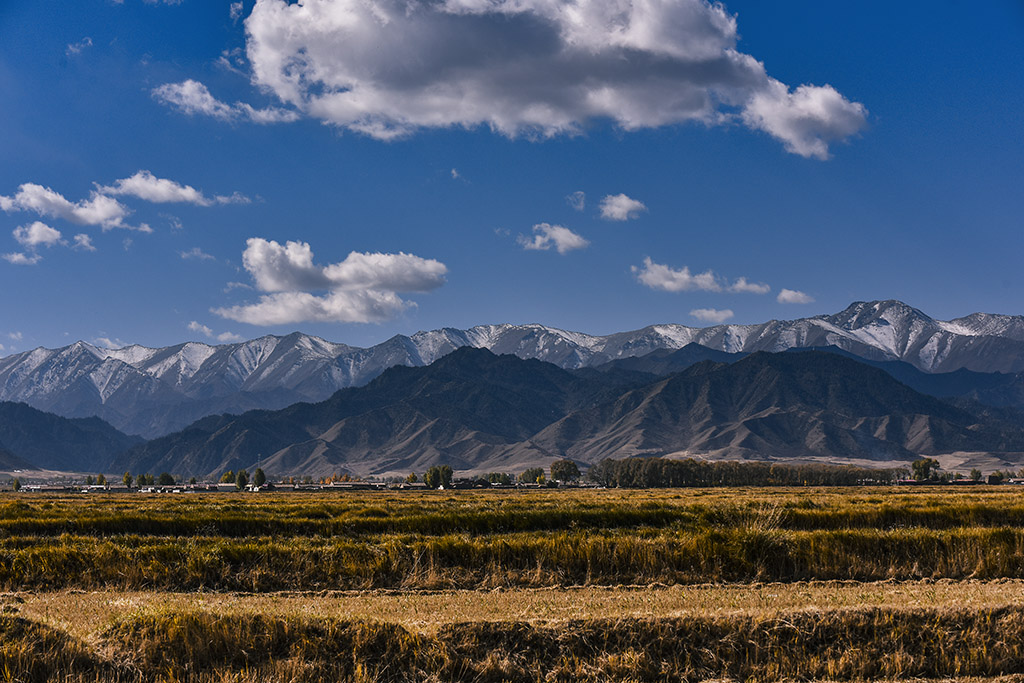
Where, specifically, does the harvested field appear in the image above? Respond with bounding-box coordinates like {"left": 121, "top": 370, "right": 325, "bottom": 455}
{"left": 4, "top": 488, "right": 1024, "bottom": 590}
{"left": 4, "top": 487, "right": 1024, "bottom": 680}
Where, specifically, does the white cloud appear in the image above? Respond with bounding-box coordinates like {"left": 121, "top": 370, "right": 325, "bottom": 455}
{"left": 66, "top": 37, "right": 93, "bottom": 56}
{"left": 518, "top": 223, "right": 589, "bottom": 254}
{"left": 690, "top": 308, "right": 734, "bottom": 323}
{"left": 0, "top": 183, "right": 139, "bottom": 231}
{"left": 189, "top": 320, "right": 244, "bottom": 344}
{"left": 72, "top": 234, "right": 96, "bottom": 251}
{"left": 188, "top": 321, "right": 215, "bottom": 337}
{"left": 742, "top": 80, "right": 868, "bottom": 160}
{"left": 222, "top": 0, "right": 866, "bottom": 157}
{"left": 13, "top": 222, "right": 63, "bottom": 248}
{"left": 93, "top": 337, "right": 128, "bottom": 349}
{"left": 599, "top": 194, "right": 647, "bottom": 221}
{"left": 230, "top": 2, "right": 244, "bottom": 21}
{"left": 100, "top": 170, "right": 213, "bottom": 205}
{"left": 632, "top": 257, "right": 767, "bottom": 295}
{"left": 214, "top": 192, "right": 252, "bottom": 205}
{"left": 152, "top": 79, "right": 299, "bottom": 124}
{"left": 777, "top": 288, "right": 815, "bottom": 304}
{"left": 566, "top": 191, "right": 585, "bottom": 212}
{"left": 727, "top": 277, "right": 770, "bottom": 294}
{"left": 8, "top": 332, "right": 22, "bottom": 341}
{"left": 2, "top": 252, "right": 41, "bottom": 266}
{"left": 450, "top": 168, "right": 460, "bottom": 180}
{"left": 180, "top": 247, "right": 216, "bottom": 261}
{"left": 213, "top": 238, "right": 448, "bottom": 325}
{"left": 217, "top": 48, "right": 248, "bottom": 76}
{"left": 633, "top": 257, "right": 720, "bottom": 292}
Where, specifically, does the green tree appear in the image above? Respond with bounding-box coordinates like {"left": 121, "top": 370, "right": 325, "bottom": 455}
{"left": 236, "top": 469, "right": 249, "bottom": 490}
{"left": 220, "top": 470, "right": 236, "bottom": 484}
{"left": 487, "top": 472, "right": 512, "bottom": 485}
{"left": 85, "top": 475, "right": 94, "bottom": 486}
{"left": 12, "top": 478, "right": 20, "bottom": 492}
{"left": 519, "top": 467, "right": 545, "bottom": 484}
{"left": 550, "top": 459, "right": 580, "bottom": 482}
{"left": 406, "top": 472, "right": 418, "bottom": 484}
{"left": 253, "top": 468, "right": 266, "bottom": 487}
{"left": 123, "top": 471, "right": 133, "bottom": 488}
{"left": 970, "top": 468, "right": 983, "bottom": 481}
{"left": 911, "top": 458, "right": 939, "bottom": 481}
{"left": 96, "top": 474, "right": 107, "bottom": 486}
{"left": 158, "top": 472, "right": 175, "bottom": 486}
{"left": 423, "top": 465, "right": 453, "bottom": 489}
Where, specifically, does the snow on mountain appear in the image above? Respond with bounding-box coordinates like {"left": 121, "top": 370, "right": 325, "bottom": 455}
{"left": 2, "top": 300, "right": 1024, "bottom": 438}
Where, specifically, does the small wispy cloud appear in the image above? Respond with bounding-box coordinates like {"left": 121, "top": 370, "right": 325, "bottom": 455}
{"left": 727, "top": 277, "right": 770, "bottom": 295}
{"left": 93, "top": 336, "right": 128, "bottom": 349}
{"left": 66, "top": 37, "right": 93, "bottom": 56}
{"left": 153, "top": 79, "right": 299, "bottom": 124}
{"left": 599, "top": 194, "right": 647, "bottom": 221}
{"left": 690, "top": 308, "right": 734, "bottom": 324}
{"left": 517, "top": 223, "right": 589, "bottom": 254}
{"left": 180, "top": 247, "right": 216, "bottom": 261}
{"left": 72, "top": 234, "right": 96, "bottom": 252}
{"left": 777, "top": 288, "right": 815, "bottom": 304}
{"left": 566, "top": 191, "right": 585, "bottom": 212}
{"left": 633, "top": 257, "right": 770, "bottom": 296}
{"left": 189, "top": 320, "right": 244, "bottom": 344}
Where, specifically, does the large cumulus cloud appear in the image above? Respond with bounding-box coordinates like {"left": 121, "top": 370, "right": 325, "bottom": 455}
{"left": 213, "top": 237, "right": 448, "bottom": 324}
{"left": 187, "top": 0, "right": 870, "bottom": 157}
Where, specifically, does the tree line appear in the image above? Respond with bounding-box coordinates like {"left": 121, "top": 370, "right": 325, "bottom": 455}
{"left": 586, "top": 457, "right": 906, "bottom": 488}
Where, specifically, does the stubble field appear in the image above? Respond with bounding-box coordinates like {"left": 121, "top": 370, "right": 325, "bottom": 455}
{"left": 3, "top": 487, "right": 1024, "bottom": 681}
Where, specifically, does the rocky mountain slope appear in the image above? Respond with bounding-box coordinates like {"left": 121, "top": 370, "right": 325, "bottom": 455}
{"left": 0, "top": 402, "right": 141, "bottom": 472}
{"left": 5, "top": 300, "right": 1024, "bottom": 438}
{"left": 113, "top": 349, "right": 1024, "bottom": 480}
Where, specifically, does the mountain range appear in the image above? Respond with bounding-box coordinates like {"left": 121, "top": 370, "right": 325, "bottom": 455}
{"left": 5, "top": 300, "right": 1024, "bottom": 439}
{"left": 112, "top": 347, "right": 1024, "bottom": 480}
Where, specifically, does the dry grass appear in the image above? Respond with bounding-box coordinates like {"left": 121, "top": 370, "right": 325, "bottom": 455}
{"left": 5, "top": 489, "right": 1024, "bottom": 680}
{"left": 9, "top": 580, "right": 1024, "bottom": 641}
{"left": 6, "top": 488, "right": 1024, "bottom": 590}
{"left": 8, "top": 597, "right": 1024, "bottom": 681}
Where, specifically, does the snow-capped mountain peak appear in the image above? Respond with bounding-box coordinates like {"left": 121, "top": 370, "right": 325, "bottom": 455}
{"left": 2, "top": 301, "right": 1024, "bottom": 438}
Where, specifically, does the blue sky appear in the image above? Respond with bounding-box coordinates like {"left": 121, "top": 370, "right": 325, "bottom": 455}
{"left": 0, "top": 0, "right": 1022, "bottom": 352}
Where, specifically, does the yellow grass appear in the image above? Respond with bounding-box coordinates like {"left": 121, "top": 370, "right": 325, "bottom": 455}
{"left": 8, "top": 579, "right": 1024, "bottom": 642}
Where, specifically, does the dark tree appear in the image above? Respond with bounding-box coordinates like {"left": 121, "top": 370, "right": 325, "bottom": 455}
{"left": 912, "top": 458, "right": 940, "bottom": 481}
{"left": 518, "top": 467, "right": 545, "bottom": 484}
{"left": 236, "top": 469, "right": 249, "bottom": 490}
{"left": 158, "top": 472, "right": 175, "bottom": 486}
{"left": 423, "top": 465, "right": 453, "bottom": 489}
{"left": 550, "top": 459, "right": 581, "bottom": 482}
{"left": 253, "top": 468, "right": 267, "bottom": 487}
